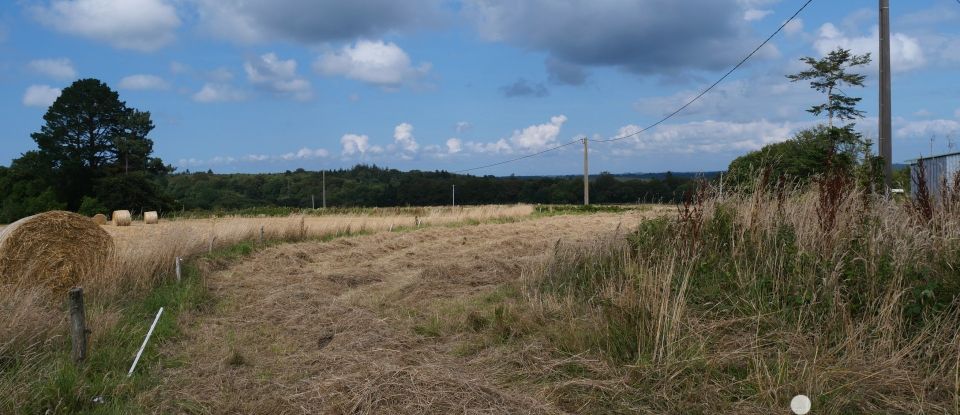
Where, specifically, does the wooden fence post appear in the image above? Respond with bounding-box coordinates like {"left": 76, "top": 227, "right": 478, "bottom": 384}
{"left": 69, "top": 287, "right": 88, "bottom": 363}
{"left": 175, "top": 257, "right": 181, "bottom": 282}
{"left": 260, "top": 225, "right": 265, "bottom": 244}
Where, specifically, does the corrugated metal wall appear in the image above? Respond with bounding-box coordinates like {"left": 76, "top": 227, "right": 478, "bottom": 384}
{"left": 911, "top": 153, "right": 960, "bottom": 200}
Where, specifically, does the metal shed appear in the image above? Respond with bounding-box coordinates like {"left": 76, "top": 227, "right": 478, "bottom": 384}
{"left": 910, "top": 152, "right": 960, "bottom": 200}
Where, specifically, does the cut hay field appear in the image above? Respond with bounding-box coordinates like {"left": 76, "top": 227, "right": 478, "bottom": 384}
{"left": 1, "top": 204, "right": 658, "bottom": 413}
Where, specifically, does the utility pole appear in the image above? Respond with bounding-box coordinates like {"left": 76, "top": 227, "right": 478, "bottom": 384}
{"left": 312, "top": 194, "right": 315, "bottom": 209}
{"left": 321, "top": 170, "right": 327, "bottom": 208}
{"left": 879, "top": 0, "right": 893, "bottom": 190}
{"left": 582, "top": 137, "right": 589, "bottom": 206}
{"left": 452, "top": 184, "right": 456, "bottom": 207}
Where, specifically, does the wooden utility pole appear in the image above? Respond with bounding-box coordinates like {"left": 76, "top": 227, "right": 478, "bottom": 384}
{"left": 69, "top": 287, "right": 88, "bottom": 363}
{"left": 312, "top": 194, "right": 315, "bottom": 210}
{"left": 583, "top": 137, "right": 589, "bottom": 205}
{"left": 322, "top": 171, "right": 327, "bottom": 208}
{"left": 879, "top": 0, "right": 893, "bottom": 190}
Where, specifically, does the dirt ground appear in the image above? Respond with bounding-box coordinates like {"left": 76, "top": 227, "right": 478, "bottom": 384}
{"left": 143, "top": 211, "right": 653, "bottom": 414}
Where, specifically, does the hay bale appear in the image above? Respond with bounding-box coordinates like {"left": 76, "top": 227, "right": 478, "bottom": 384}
{"left": 92, "top": 213, "right": 107, "bottom": 225}
{"left": 144, "top": 211, "right": 159, "bottom": 225}
{"left": 112, "top": 210, "right": 132, "bottom": 226}
{"left": 0, "top": 210, "right": 114, "bottom": 291}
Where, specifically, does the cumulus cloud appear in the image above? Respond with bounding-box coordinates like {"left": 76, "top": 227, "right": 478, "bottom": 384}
{"left": 22, "top": 85, "right": 61, "bottom": 107}
{"left": 192, "top": 83, "right": 246, "bottom": 103}
{"left": 463, "top": 115, "right": 569, "bottom": 154}
{"left": 500, "top": 78, "right": 549, "bottom": 98}
{"left": 314, "top": 40, "right": 430, "bottom": 88}
{"left": 341, "top": 133, "right": 371, "bottom": 156}
{"left": 814, "top": 23, "right": 925, "bottom": 72}
{"left": 27, "top": 58, "right": 76, "bottom": 80}
{"left": 32, "top": 0, "right": 181, "bottom": 51}
{"left": 455, "top": 121, "right": 472, "bottom": 134}
{"left": 393, "top": 123, "right": 419, "bottom": 155}
{"left": 244, "top": 53, "right": 312, "bottom": 100}
{"left": 509, "top": 115, "right": 567, "bottom": 151}
{"left": 119, "top": 74, "right": 169, "bottom": 90}
{"left": 463, "top": 0, "right": 769, "bottom": 76}
{"left": 446, "top": 138, "right": 463, "bottom": 154}
{"left": 192, "top": 0, "right": 443, "bottom": 44}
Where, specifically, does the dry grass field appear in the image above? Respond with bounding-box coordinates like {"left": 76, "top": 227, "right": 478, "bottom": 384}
{"left": 136, "top": 211, "right": 653, "bottom": 413}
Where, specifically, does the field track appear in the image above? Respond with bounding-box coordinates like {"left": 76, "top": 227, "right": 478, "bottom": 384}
{"left": 144, "top": 211, "right": 651, "bottom": 413}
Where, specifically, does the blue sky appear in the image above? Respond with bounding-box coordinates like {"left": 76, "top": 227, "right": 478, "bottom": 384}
{"left": 1, "top": 0, "right": 959, "bottom": 175}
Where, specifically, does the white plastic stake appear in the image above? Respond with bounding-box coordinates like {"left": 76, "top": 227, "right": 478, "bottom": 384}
{"left": 175, "top": 257, "right": 181, "bottom": 282}
{"left": 128, "top": 307, "right": 164, "bottom": 377}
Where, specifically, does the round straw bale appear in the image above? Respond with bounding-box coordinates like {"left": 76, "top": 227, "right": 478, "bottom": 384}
{"left": 0, "top": 210, "right": 114, "bottom": 291}
{"left": 144, "top": 211, "right": 159, "bottom": 225}
{"left": 92, "top": 213, "right": 107, "bottom": 225}
{"left": 112, "top": 210, "right": 132, "bottom": 226}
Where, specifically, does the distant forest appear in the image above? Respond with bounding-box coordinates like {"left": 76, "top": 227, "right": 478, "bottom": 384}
{"left": 164, "top": 165, "right": 700, "bottom": 211}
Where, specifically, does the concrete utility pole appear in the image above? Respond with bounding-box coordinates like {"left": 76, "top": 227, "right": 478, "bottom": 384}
{"left": 582, "top": 137, "right": 590, "bottom": 206}
{"left": 452, "top": 185, "right": 456, "bottom": 207}
{"left": 879, "top": 0, "right": 893, "bottom": 190}
{"left": 321, "top": 170, "right": 327, "bottom": 208}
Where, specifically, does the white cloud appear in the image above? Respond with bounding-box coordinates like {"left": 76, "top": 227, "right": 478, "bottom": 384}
{"left": 32, "top": 0, "right": 181, "bottom": 51}
{"left": 314, "top": 40, "right": 430, "bottom": 87}
{"left": 895, "top": 119, "right": 960, "bottom": 140}
{"left": 610, "top": 119, "right": 813, "bottom": 155}
{"left": 743, "top": 9, "right": 772, "bottom": 22}
{"left": 244, "top": 53, "right": 312, "bottom": 100}
{"left": 508, "top": 115, "right": 567, "bottom": 151}
{"left": 783, "top": 18, "right": 803, "bottom": 35}
{"left": 119, "top": 74, "right": 169, "bottom": 90}
{"left": 446, "top": 138, "right": 462, "bottom": 154}
{"left": 22, "top": 85, "right": 62, "bottom": 107}
{"left": 281, "top": 148, "right": 330, "bottom": 160}
{"left": 814, "top": 23, "right": 925, "bottom": 72}
{"left": 341, "top": 133, "right": 371, "bottom": 156}
{"left": 462, "top": 115, "right": 569, "bottom": 154}
{"left": 466, "top": 139, "right": 512, "bottom": 154}
{"left": 27, "top": 58, "right": 77, "bottom": 80}
{"left": 192, "top": 83, "right": 246, "bottom": 103}
{"left": 393, "top": 123, "right": 419, "bottom": 155}
{"left": 455, "top": 121, "right": 472, "bottom": 133}
{"left": 176, "top": 147, "right": 331, "bottom": 168}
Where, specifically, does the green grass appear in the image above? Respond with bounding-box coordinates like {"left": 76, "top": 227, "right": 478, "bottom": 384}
{"left": 4, "top": 260, "right": 211, "bottom": 414}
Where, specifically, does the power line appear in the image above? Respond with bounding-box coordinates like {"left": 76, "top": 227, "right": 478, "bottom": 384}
{"left": 454, "top": 139, "right": 582, "bottom": 173}
{"left": 454, "top": 0, "right": 815, "bottom": 173}
{"left": 594, "top": 0, "right": 813, "bottom": 143}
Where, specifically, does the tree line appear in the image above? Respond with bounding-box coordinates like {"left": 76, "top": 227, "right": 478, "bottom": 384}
{"left": 164, "top": 165, "right": 696, "bottom": 212}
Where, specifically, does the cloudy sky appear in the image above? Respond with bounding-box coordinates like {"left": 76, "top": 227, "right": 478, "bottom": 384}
{"left": 1, "top": 0, "right": 959, "bottom": 175}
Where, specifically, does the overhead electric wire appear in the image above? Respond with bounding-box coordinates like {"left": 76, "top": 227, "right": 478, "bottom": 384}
{"left": 454, "top": 0, "right": 815, "bottom": 173}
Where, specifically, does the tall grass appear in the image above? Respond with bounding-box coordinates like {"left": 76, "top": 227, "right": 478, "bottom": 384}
{"left": 467, "top": 184, "right": 960, "bottom": 413}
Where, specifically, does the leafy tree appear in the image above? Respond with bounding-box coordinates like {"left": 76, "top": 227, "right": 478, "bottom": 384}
{"left": 787, "top": 47, "right": 871, "bottom": 126}
{"left": 727, "top": 125, "right": 864, "bottom": 187}
{"left": 23, "top": 78, "right": 170, "bottom": 212}
{"left": 77, "top": 196, "right": 108, "bottom": 217}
